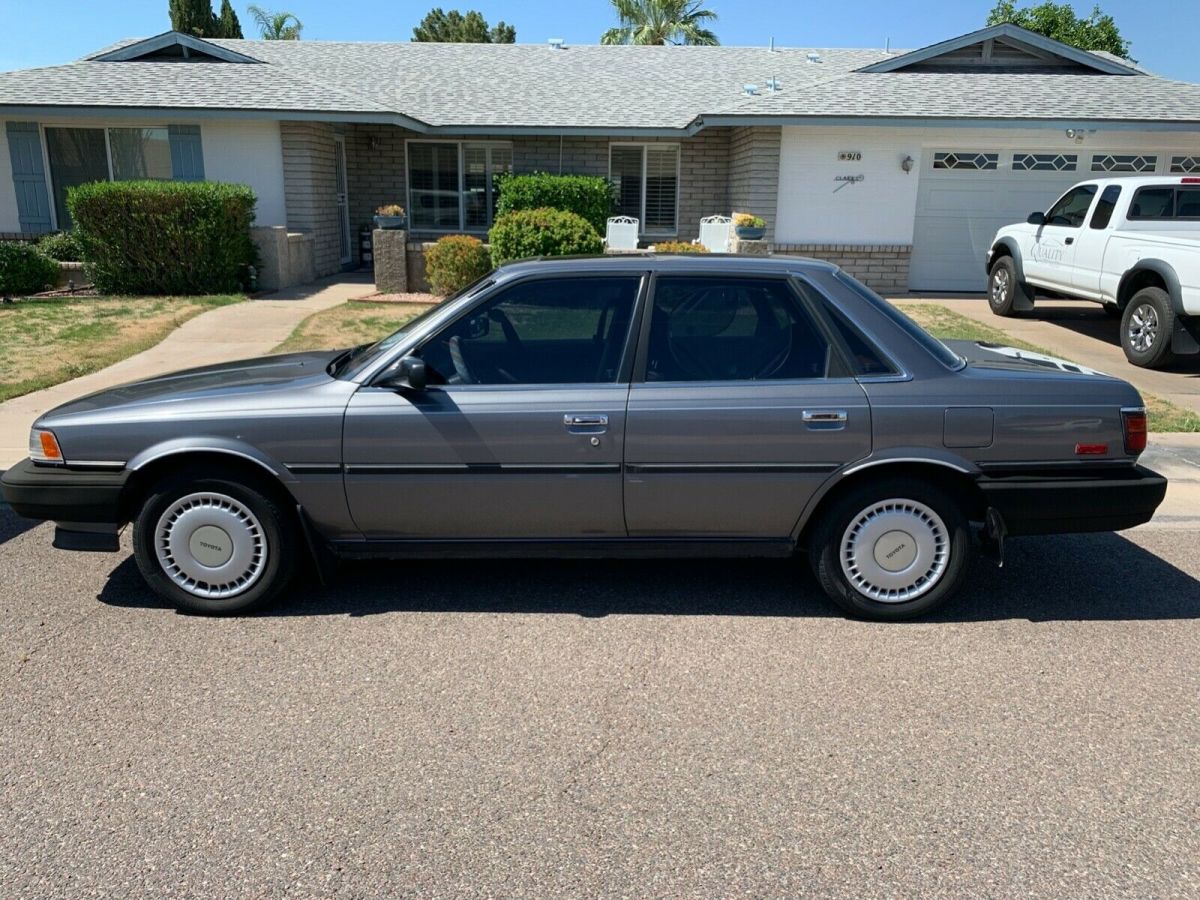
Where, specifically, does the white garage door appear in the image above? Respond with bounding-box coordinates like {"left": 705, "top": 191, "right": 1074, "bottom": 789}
{"left": 909, "top": 150, "right": 1122, "bottom": 292}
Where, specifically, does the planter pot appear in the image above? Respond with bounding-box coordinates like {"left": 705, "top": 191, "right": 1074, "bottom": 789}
{"left": 735, "top": 225, "right": 766, "bottom": 240}
{"left": 373, "top": 215, "right": 408, "bottom": 230}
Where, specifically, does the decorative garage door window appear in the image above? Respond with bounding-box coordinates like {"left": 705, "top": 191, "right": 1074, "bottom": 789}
{"left": 1170, "top": 156, "right": 1200, "bottom": 174}
{"left": 932, "top": 151, "right": 998, "bottom": 171}
{"left": 1091, "top": 154, "right": 1157, "bottom": 173}
{"left": 1012, "top": 152, "right": 1077, "bottom": 172}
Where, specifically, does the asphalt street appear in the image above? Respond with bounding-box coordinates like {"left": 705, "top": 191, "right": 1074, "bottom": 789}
{"left": 1, "top": 503, "right": 1198, "bottom": 898}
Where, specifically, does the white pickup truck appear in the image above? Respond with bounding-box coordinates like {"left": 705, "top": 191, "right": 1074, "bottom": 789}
{"left": 986, "top": 175, "right": 1200, "bottom": 368}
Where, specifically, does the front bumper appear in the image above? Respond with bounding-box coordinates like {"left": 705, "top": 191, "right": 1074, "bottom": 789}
{"left": 977, "top": 464, "right": 1167, "bottom": 536}
{"left": 1, "top": 458, "right": 129, "bottom": 526}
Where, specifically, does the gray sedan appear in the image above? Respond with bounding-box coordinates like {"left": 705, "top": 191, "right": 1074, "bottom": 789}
{"left": 1, "top": 255, "right": 1167, "bottom": 619}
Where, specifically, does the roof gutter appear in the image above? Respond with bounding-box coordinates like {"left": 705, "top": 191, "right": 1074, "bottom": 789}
{"left": 698, "top": 115, "right": 1200, "bottom": 132}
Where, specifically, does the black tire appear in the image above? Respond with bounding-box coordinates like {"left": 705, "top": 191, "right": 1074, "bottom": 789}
{"left": 1120, "top": 286, "right": 1175, "bottom": 368}
{"left": 987, "top": 256, "right": 1031, "bottom": 317}
{"left": 808, "top": 479, "right": 972, "bottom": 621}
{"left": 1102, "top": 301, "right": 1123, "bottom": 319}
{"left": 132, "top": 473, "right": 299, "bottom": 615}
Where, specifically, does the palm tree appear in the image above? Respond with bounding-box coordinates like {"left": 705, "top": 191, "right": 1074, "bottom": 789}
{"left": 601, "top": 0, "right": 719, "bottom": 46}
{"left": 247, "top": 5, "right": 303, "bottom": 40}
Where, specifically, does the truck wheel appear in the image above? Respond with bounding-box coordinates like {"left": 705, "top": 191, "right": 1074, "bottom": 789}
{"left": 988, "top": 256, "right": 1031, "bottom": 317}
{"left": 132, "top": 473, "right": 299, "bottom": 615}
{"left": 808, "top": 479, "right": 971, "bottom": 621}
{"left": 1120, "top": 287, "right": 1175, "bottom": 368}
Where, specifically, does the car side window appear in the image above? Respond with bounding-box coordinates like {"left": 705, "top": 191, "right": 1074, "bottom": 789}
{"left": 1045, "top": 185, "right": 1098, "bottom": 228}
{"left": 1128, "top": 186, "right": 1175, "bottom": 219}
{"left": 1089, "top": 185, "right": 1121, "bottom": 230}
{"left": 419, "top": 276, "right": 640, "bottom": 386}
{"left": 645, "top": 277, "right": 830, "bottom": 382}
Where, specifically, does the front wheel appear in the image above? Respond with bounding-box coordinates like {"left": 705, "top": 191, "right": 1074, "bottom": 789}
{"left": 809, "top": 480, "right": 972, "bottom": 621}
{"left": 988, "top": 256, "right": 1031, "bottom": 317}
{"left": 1120, "top": 287, "right": 1175, "bottom": 368}
{"left": 133, "top": 474, "right": 299, "bottom": 614}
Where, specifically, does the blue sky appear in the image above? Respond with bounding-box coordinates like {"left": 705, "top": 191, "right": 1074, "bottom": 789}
{"left": 0, "top": 0, "right": 1195, "bottom": 81}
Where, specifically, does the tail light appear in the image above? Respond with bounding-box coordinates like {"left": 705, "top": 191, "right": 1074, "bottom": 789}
{"left": 1121, "top": 407, "right": 1147, "bottom": 455}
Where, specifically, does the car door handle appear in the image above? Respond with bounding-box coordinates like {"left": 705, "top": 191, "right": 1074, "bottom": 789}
{"left": 1064, "top": 237, "right": 1074, "bottom": 245}
{"left": 564, "top": 414, "right": 609, "bottom": 432}
{"left": 802, "top": 409, "right": 848, "bottom": 429}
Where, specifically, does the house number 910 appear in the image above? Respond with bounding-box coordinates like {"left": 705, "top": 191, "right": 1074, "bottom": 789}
{"left": 838, "top": 151, "right": 862, "bottom": 161}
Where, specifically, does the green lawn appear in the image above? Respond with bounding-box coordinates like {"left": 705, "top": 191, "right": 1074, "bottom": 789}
{"left": 896, "top": 302, "right": 1200, "bottom": 433}
{"left": 273, "top": 301, "right": 435, "bottom": 354}
{"left": 0, "top": 294, "right": 243, "bottom": 403}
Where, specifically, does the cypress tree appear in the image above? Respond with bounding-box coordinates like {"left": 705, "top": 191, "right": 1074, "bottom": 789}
{"left": 216, "top": 0, "right": 244, "bottom": 38}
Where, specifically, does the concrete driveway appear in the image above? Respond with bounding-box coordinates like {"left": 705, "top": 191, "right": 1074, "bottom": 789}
{"left": 2, "top": 503, "right": 1198, "bottom": 897}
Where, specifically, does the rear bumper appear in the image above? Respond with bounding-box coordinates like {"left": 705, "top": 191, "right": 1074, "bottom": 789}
{"left": 1, "top": 458, "right": 129, "bottom": 525}
{"left": 977, "top": 464, "right": 1167, "bottom": 536}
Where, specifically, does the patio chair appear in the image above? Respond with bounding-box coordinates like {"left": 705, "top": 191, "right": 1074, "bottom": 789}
{"left": 604, "top": 216, "right": 640, "bottom": 251}
{"left": 697, "top": 215, "right": 732, "bottom": 253}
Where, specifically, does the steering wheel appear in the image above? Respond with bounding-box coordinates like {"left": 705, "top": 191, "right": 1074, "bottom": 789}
{"left": 666, "top": 290, "right": 793, "bottom": 380}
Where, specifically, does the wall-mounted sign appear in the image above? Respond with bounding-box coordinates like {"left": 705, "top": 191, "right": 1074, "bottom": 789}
{"left": 834, "top": 174, "right": 865, "bottom": 182}
{"left": 838, "top": 151, "right": 863, "bottom": 161}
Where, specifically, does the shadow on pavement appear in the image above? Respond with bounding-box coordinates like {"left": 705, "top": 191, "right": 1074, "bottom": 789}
{"left": 0, "top": 488, "right": 42, "bottom": 547}
{"left": 1021, "top": 304, "right": 1200, "bottom": 375}
{"left": 96, "top": 531, "right": 1200, "bottom": 623}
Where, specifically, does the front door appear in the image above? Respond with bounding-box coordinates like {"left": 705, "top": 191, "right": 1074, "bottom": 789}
{"left": 332, "top": 134, "right": 353, "bottom": 267}
{"left": 623, "top": 274, "right": 872, "bottom": 539}
{"left": 1023, "top": 183, "right": 1097, "bottom": 286}
{"left": 342, "top": 274, "right": 644, "bottom": 539}
{"left": 1070, "top": 183, "right": 1123, "bottom": 296}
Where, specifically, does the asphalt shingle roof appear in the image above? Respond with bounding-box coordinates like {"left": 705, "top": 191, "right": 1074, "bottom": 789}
{"left": 1, "top": 33, "right": 1198, "bottom": 131}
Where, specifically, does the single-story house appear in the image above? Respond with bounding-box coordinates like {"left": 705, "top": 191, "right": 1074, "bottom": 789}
{"left": 3, "top": 23, "right": 1200, "bottom": 292}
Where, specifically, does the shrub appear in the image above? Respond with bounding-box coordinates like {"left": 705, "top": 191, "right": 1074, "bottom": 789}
{"left": 68, "top": 180, "right": 257, "bottom": 294}
{"left": 0, "top": 242, "right": 60, "bottom": 296}
{"left": 652, "top": 241, "right": 708, "bottom": 253}
{"left": 488, "top": 208, "right": 603, "bottom": 267}
{"left": 425, "top": 235, "right": 492, "bottom": 296}
{"left": 37, "top": 230, "right": 84, "bottom": 262}
{"left": 495, "top": 173, "right": 614, "bottom": 234}
{"left": 735, "top": 213, "right": 766, "bottom": 228}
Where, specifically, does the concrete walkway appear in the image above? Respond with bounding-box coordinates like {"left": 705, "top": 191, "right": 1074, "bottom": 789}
{"left": 897, "top": 296, "right": 1200, "bottom": 415}
{"left": 0, "top": 274, "right": 370, "bottom": 466}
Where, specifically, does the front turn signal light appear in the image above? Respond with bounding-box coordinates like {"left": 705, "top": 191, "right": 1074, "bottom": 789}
{"left": 30, "top": 429, "right": 64, "bottom": 464}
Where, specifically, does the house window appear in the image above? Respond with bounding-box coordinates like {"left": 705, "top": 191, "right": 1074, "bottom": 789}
{"left": 1013, "top": 152, "right": 1077, "bottom": 172}
{"left": 609, "top": 144, "right": 680, "bottom": 235}
{"left": 932, "top": 151, "right": 998, "bottom": 171}
{"left": 1091, "top": 154, "right": 1157, "bottom": 173}
{"left": 407, "top": 141, "right": 513, "bottom": 232}
{"left": 44, "top": 126, "right": 174, "bottom": 228}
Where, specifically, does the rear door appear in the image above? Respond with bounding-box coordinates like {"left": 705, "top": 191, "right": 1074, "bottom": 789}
{"left": 623, "top": 273, "right": 872, "bottom": 539}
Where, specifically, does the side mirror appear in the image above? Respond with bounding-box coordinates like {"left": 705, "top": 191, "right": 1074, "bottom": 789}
{"left": 384, "top": 355, "right": 426, "bottom": 391}
{"left": 1027, "top": 211, "right": 1046, "bottom": 226}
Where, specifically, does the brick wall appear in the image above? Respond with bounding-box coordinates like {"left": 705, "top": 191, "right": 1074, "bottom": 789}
{"left": 340, "top": 127, "right": 733, "bottom": 248}
{"left": 729, "top": 126, "right": 781, "bottom": 243}
{"left": 280, "top": 121, "right": 341, "bottom": 277}
{"left": 773, "top": 243, "right": 912, "bottom": 295}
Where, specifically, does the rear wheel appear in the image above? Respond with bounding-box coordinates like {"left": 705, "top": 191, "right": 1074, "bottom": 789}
{"left": 133, "top": 474, "right": 299, "bottom": 614}
{"left": 809, "top": 479, "right": 971, "bottom": 621}
{"left": 1120, "top": 287, "right": 1175, "bottom": 368}
{"left": 988, "top": 256, "right": 1031, "bottom": 317}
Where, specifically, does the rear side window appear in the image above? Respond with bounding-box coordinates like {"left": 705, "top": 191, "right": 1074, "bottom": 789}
{"left": 815, "top": 298, "right": 899, "bottom": 377}
{"left": 1129, "top": 186, "right": 1175, "bottom": 219}
{"left": 834, "top": 272, "right": 964, "bottom": 370}
{"left": 1089, "top": 185, "right": 1121, "bottom": 229}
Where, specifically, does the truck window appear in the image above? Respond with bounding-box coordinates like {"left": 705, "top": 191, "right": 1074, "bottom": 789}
{"left": 1177, "top": 187, "right": 1200, "bottom": 218}
{"left": 1129, "top": 187, "right": 1175, "bottom": 219}
{"left": 1089, "top": 185, "right": 1121, "bottom": 229}
{"left": 1045, "top": 185, "right": 1097, "bottom": 228}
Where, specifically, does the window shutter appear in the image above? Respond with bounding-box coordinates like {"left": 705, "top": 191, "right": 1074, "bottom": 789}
{"left": 643, "top": 146, "right": 678, "bottom": 234}
{"left": 168, "top": 125, "right": 205, "bottom": 181}
{"left": 5, "top": 122, "right": 52, "bottom": 233}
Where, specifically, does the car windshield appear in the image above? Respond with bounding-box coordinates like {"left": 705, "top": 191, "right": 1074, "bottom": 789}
{"left": 329, "top": 277, "right": 494, "bottom": 379}
{"left": 834, "top": 272, "right": 965, "bottom": 370}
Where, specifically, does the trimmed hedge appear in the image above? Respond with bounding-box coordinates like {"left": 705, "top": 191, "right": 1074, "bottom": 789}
{"left": 0, "top": 242, "right": 59, "bottom": 296}
{"left": 425, "top": 235, "right": 493, "bottom": 296}
{"left": 488, "top": 208, "right": 603, "bottom": 267}
{"left": 68, "top": 181, "right": 257, "bottom": 294}
{"left": 37, "top": 231, "right": 84, "bottom": 262}
{"left": 495, "top": 173, "right": 614, "bottom": 234}
{"left": 652, "top": 241, "right": 708, "bottom": 253}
